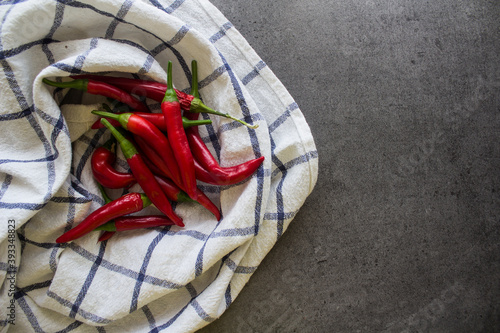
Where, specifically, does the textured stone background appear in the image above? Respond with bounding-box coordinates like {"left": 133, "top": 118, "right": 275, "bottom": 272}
{"left": 200, "top": 1, "right": 500, "bottom": 332}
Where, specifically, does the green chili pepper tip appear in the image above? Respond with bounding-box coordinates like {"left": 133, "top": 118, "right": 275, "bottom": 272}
{"left": 140, "top": 193, "right": 152, "bottom": 207}
{"left": 100, "top": 118, "right": 138, "bottom": 159}
{"left": 190, "top": 60, "right": 199, "bottom": 99}
{"left": 42, "top": 78, "right": 88, "bottom": 91}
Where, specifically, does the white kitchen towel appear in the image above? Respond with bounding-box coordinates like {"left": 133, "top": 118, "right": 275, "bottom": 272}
{"left": 0, "top": 0, "right": 318, "bottom": 332}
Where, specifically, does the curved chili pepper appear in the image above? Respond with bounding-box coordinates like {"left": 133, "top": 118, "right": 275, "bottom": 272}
{"left": 101, "top": 118, "right": 184, "bottom": 227}
{"left": 187, "top": 60, "right": 265, "bottom": 185}
{"left": 71, "top": 74, "right": 203, "bottom": 112}
{"left": 154, "top": 175, "right": 193, "bottom": 203}
{"left": 91, "top": 112, "right": 211, "bottom": 130}
{"left": 69, "top": 73, "right": 258, "bottom": 129}
{"left": 91, "top": 137, "right": 136, "bottom": 189}
{"left": 42, "top": 78, "right": 150, "bottom": 113}
{"left": 98, "top": 231, "right": 114, "bottom": 242}
{"left": 161, "top": 61, "right": 198, "bottom": 200}
{"left": 93, "top": 111, "right": 184, "bottom": 190}
{"left": 155, "top": 175, "right": 221, "bottom": 220}
{"left": 96, "top": 215, "right": 175, "bottom": 232}
{"left": 56, "top": 192, "right": 151, "bottom": 243}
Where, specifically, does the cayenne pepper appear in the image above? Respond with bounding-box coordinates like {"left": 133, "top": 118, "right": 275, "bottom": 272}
{"left": 91, "top": 112, "right": 211, "bottom": 130}
{"left": 70, "top": 74, "right": 258, "bottom": 128}
{"left": 42, "top": 78, "right": 150, "bottom": 113}
{"left": 92, "top": 111, "right": 184, "bottom": 190}
{"left": 56, "top": 192, "right": 151, "bottom": 243}
{"left": 91, "top": 137, "right": 136, "bottom": 189}
{"left": 161, "top": 61, "right": 198, "bottom": 200}
{"left": 100, "top": 118, "right": 184, "bottom": 227}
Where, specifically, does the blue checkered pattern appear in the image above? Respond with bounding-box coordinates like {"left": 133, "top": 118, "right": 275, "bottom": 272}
{"left": 0, "top": 0, "right": 318, "bottom": 332}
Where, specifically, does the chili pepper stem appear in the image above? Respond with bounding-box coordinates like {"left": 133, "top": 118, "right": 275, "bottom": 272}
{"left": 189, "top": 98, "right": 259, "bottom": 129}
{"left": 100, "top": 118, "right": 136, "bottom": 158}
{"left": 43, "top": 78, "right": 87, "bottom": 91}
{"left": 191, "top": 60, "right": 199, "bottom": 99}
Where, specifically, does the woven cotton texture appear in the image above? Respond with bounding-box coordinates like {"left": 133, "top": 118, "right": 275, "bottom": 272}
{"left": 0, "top": 0, "right": 318, "bottom": 332}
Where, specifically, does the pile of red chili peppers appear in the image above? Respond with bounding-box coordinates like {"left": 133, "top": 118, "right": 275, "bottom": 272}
{"left": 46, "top": 60, "right": 263, "bottom": 243}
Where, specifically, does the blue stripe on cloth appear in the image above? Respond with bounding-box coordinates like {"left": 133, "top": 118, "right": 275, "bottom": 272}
{"left": 16, "top": 295, "right": 44, "bottom": 333}
{"left": 271, "top": 150, "right": 319, "bottom": 179}
{"left": 69, "top": 241, "right": 108, "bottom": 318}
{"left": 46, "top": 290, "right": 112, "bottom": 324}
{"left": 191, "top": 299, "right": 216, "bottom": 323}
{"left": 148, "top": 0, "right": 186, "bottom": 14}
{"left": 75, "top": 129, "right": 106, "bottom": 181}
{"left": 209, "top": 22, "right": 233, "bottom": 44}
{"left": 56, "top": 321, "right": 83, "bottom": 333}
{"left": 15, "top": 280, "right": 52, "bottom": 296}
{"left": 105, "top": 0, "right": 134, "bottom": 39}
{"left": 0, "top": 38, "right": 59, "bottom": 61}
{"left": 0, "top": 202, "right": 46, "bottom": 210}
{"left": 214, "top": 51, "right": 265, "bottom": 236}
{"left": 41, "top": 2, "right": 65, "bottom": 64}
{"left": 72, "top": 37, "right": 99, "bottom": 74}
{"left": 224, "top": 284, "right": 232, "bottom": 309}
{"left": 96, "top": 326, "right": 106, "bottom": 333}
{"left": 142, "top": 305, "right": 157, "bottom": 330}
{"left": 129, "top": 227, "right": 173, "bottom": 312}
{"left": 0, "top": 173, "right": 12, "bottom": 200}
{"left": 270, "top": 135, "right": 287, "bottom": 238}
{"left": 241, "top": 60, "right": 267, "bottom": 85}
{"left": 268, "top": 102, "right": 299, "bottom": 133}
{"left": 0, "top": 107, "right": 32, "bottom": 121}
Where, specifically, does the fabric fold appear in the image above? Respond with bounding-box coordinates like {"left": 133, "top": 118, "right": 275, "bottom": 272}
{"left": 0, "top": 0, "right": 318, "bottom": 332}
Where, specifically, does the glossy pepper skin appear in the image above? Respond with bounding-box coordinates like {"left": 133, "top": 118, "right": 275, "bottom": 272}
{"left": 91, "top": 112, "right": 212, "bottom": 130}
{"left": 100, "top": 118, "right": 184, "bottom": 227}
{"left": 42, "top": 78, "right": 150, "bottom": 113}
{"left": 187, "top": 60, "right": 264, "bottom": 185}
{"left": 93, "top": 111, "right": 184, "bottom": 190}
{"left": 56, "top": 192, "right": 151, "bottom": 243}
{"left": 70, "top": 74, "right": 207, "bottom": 113}
{"left": 91, "top": 137, "right": 136, "bottom": 189}
{"left": 70, "top": 74, "right": 258, "bottom": 129}
{"left": 155, "top": 175, "right": 221, "bottom": 221}
{"left": 96, "top": 215, "right": 175, "bottom": 232}
{"left": 161, "top": 61, "right": 198, "bottom": 200}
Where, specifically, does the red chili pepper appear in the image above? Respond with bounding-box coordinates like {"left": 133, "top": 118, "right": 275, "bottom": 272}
{"left": 95, "top": 215, "right": 175, "bottom": 232}
{"left": 94, "top": 111, "right": 184, "bottom": 190}
{"left": 161, "top": 61, "right": 198, "bottom": 200}
{"left": 56, "top": 192, "right": 151, "bottom": 243}
{"left": 91, "top": 112, "right": 211, "bottom": 130}
{"left": 71, "top": 74, "right": 200, "bottom": 111}
{"left": 187, "top": 60, "right": 265, "bottom": 185}
{"left": 98, "top": 231, "right": 114, "bottom": 242}
{"left": 91, "top": 137, "right": 136, "bottom": 189}
{"left": 154, "top": 175, "right": 193, "bottom": 203}
{"left": 69, "top": 73, "right": 258, "bottom": 129}
{"left": 42, "top": 78, "right": 150, "bottom": 113}
{"left": 100, "top": 118, "right": 184, "bottom": 227}
{"left": 155, "top": 175, "right": 221, "bottom": 220}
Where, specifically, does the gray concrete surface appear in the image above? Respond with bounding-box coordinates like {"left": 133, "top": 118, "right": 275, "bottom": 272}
{"left": 199, "top": 1, "right": 500, "bottom": 332}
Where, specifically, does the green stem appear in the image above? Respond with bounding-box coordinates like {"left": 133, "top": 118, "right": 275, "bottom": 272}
{"left": 98, "top": 183, "right": 113, "bottom": 204}
{"left": 92, "top": 110, "right": 131, "bottom": 130}
{"left": 162, "top": 61, "right": 178, "bottom": 103}
{"left": 94, "top": 222, "right": 117, "bottom": 232}
{"left": 140, "top": 193, "right": 152, "bottom": 207}
{"left": 190, "top": 98, "right": 259, "bottom": 129}
{"left": 182, "top": 117, "right": 211, "bottom": 128}
{"left": 190, "top": 60, "right": 199, "bottom": 98}
{"left": 42, "top": 78, "right": 88, "bottom": 91}
{"left": 100, "top": 118, "right": 137, "bottom": 159}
